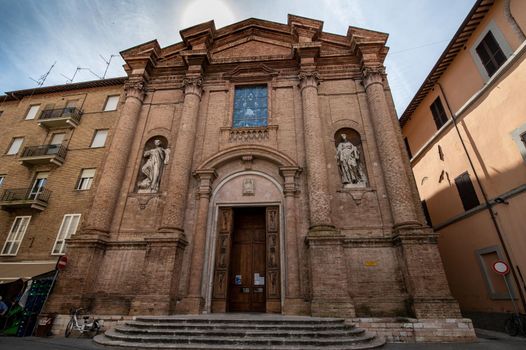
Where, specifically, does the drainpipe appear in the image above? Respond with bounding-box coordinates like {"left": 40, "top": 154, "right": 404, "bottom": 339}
{"left": 436, "top": 82, "right": 526, "bottom": 312}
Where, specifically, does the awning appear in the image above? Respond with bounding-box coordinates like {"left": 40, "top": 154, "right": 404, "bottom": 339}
{"left": 0, "top": 260, "right": 56, "bottom": 284}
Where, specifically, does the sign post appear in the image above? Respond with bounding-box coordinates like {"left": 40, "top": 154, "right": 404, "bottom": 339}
{"left": 492, "top": 260, "right": 519, "bottom": 316}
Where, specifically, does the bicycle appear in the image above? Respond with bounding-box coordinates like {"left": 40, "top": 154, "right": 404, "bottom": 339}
{"left": 64, "top": 308, "right": 102, "bottom": 337}
{"left": 504, "top": 313, "right": 526, "bottom": 337}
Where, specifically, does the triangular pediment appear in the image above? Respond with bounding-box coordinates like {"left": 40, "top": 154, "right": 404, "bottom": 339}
{"left": 212, "top": 35, "right": 292, "bottom": 60}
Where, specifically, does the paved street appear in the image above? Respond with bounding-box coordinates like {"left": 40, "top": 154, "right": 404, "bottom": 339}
{"left": 0, "top": 330, "right": 525, "bottom": 350}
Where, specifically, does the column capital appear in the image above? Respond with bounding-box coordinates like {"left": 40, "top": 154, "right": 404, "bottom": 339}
{"left": 124, "top": 78, "right": 146, "bottom": 102}
{"left": 183, "top": 77, "right": 203, "bottom": 98}
{"left": 194, "top": 168, "right": 217, "bottom": 199}
{"left": 361, "top": 66, "right": 386, "bottom": 89}
{"left": 280, "top": 166, "right": 302, "bottom": 197}
{"left": 298, "top": 70, "right": 320, "bottom": 91}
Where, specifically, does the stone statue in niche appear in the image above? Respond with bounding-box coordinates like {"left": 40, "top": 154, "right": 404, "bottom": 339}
{"left": 137, "top": 139, "right": 170, "bottom": 193}
{"left": 336, "top": 133, "right": 367, "bottom": 188}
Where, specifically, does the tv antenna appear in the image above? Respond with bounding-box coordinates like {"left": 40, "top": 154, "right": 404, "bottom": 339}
{"left": 60, "top": 66, "right": 83, "bottom": 84}
{"left": 29, "top": 61, "right": 56, "bottom": 87}
{"left": 100, "top": 54, "right": 118, "bottom": 79}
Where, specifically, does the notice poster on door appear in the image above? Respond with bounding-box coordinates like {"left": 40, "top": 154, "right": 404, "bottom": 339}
{"left": 254, "top": 273, "right": 265, "bottom": 286}
{"left": 235, "top": 275, "right": 242, "bottom": 285}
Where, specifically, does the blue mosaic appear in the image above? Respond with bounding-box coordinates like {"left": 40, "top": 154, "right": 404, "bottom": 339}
{"left": 233, "top": 86, "right": 268, "bottom": 128}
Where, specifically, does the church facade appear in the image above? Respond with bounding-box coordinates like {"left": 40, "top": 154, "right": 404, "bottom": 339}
{"left": 33, "top": 15, "right": 475, "bottom": 341}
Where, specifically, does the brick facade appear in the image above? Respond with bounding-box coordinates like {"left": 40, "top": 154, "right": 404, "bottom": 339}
{"left": 1, "top": 15, "right": 475, "bottom": 343}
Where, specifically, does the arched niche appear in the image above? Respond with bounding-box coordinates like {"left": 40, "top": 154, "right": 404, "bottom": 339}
{"left": 135, "top": 136, "right": 169, "bottom": 193}
{"left": 334, "top": 128, "right": 368, "bottom": 188}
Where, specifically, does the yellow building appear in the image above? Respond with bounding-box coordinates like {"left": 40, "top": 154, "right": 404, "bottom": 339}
{"left": 401, "top": 0, "right": 526, "bottom": 331}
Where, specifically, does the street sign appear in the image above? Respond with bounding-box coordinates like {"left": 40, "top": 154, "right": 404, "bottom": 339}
{"left": 56, "top": 255, "right": 68, "bottom": 270}
{"left": 492, "top": 260, "right": 510, "bottom": 275}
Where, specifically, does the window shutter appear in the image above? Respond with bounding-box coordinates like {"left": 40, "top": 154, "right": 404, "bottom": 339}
{"left": 454, "top": 172, "right": 480, "bottom": 211}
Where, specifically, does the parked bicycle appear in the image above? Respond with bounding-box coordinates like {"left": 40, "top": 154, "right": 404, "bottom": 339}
{"left": 64, "top": 308, "right": 102, "bottom": 337}
{"left": 504, "top": 313, "right": 526, "bottom": 337}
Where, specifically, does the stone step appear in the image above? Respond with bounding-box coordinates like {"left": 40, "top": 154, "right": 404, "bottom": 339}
{"left": 113, "top": 325, "right": 365, "bottom": 338}
{"left": 94, "top": 334, "right": 385, "bottom": 349}
{"left": 102, "top": 329, "right": 377, "bottom": 346}
{"left": 125, "top": 320, "right": 352, "bottom": 331}
{"left": 134, "top": 315, "right": 345, "bottom": 325}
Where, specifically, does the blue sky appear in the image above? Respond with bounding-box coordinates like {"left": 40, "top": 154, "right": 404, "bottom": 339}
{"left": 0, "top": 0, "right": 476, "bottom": 114}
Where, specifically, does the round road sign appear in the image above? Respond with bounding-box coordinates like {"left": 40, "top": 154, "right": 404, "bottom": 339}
{"left": 492, "top": 260, "right": 510, "bottom": 275}
{"left": 56, "top": 255, "right": 68, "bottom": 270}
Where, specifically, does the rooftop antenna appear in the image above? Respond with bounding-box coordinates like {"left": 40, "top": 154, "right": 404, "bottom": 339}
{"left": 29, "top": 61, "right": 56, "bottom": 87}
{"left": 60, "top": 66, "right": 83, "bottom": 84}
{"left": 100, "top": 54, "right": 118, "bottom": 79}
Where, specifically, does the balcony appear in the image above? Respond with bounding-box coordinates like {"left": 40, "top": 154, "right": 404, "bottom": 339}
{"left": 19, "top": 144, "right": 67, "bottom": 167}
{"left": 37, "top": 107, "right": 82, "bottom": 129}
{"left": 0, "top": 188, "right": 51, "bottom": 211}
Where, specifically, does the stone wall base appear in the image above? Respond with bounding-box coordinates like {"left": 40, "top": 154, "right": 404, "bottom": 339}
{"left": 51, "top": 314, "right": 134, "bottom": 336}
{"left": 350, "top": 317, "right": 476, "bottom": 343}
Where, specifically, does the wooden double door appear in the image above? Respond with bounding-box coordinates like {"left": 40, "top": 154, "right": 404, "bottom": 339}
{"left": 212, "top": 206, "right": 280, "bottom": 313}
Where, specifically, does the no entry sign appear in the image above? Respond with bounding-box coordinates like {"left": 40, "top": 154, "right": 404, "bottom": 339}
{"left": 56, "top": 255, "right": 68, "bottom": 270}
{"left": 492, "top": 260, "right": 510, "bottom": 275}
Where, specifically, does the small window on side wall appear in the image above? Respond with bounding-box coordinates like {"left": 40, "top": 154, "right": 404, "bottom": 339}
{"left": 90, "top": 129, "right": 108, "bottom": 148}
{"left": 25, "top": 105, "right": 40, "bottom": 120}
{"left": 430, "top": 97, "right": 448, "bottom": 130}
{"left": 233, "top": 85, "right": 268, "bottom": 128}
{"left": 104, "top": 95, "right": 120, "bottom": 112}
{"left": 77, "top": 169, "right": 96, "bottom": 190}
{"left": 6, "top": 137, "right": 24, "bottom": 155}
{"left": 0, "top": 175, "right": 5, "bottom": 187}
{"left": 475, "top": 31, "right": 507, "bottom": 78}
{"left": 454, "top": 172, "right": 480, "bottom": 211}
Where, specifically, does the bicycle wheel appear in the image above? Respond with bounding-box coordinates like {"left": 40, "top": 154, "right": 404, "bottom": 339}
{"left": 505, "top": 316, "right": 520, "bottom": 336}
{"left": 65, "top": 319, "right": 74, "bottom": 338}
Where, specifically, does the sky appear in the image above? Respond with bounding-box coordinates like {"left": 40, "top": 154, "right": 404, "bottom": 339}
{"left": 0, "top": 0, "right": 476, "bottom": 115}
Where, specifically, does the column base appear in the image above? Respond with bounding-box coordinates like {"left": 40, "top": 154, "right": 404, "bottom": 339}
{"left": 130, "top": 295, "right": 173, "bottom": 315}
{"left": 283, "top": 298, "right": 310, "bottom": 315}
{"left": 176, "top": 296, "right": 205, "bottom": 314}
{"left": 311, "top": 298, "right": 356, "bottom": 318}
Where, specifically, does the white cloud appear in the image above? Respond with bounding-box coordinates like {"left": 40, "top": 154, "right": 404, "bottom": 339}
{"left": 179, "top": 0, "right": 237, "bottom": 30}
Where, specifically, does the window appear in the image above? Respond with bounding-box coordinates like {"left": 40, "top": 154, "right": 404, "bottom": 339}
{"left": 52, "top": 214, "right": 81, "bottom": 255}
{"left": 6, "top": 137, "right": 24, "bottom": 155}
{"left": 404, "top": 137, "right": 412, "bottom": 159}
{"left": 29, "top": 172, "right": 49, "bottom": 200}
{"left": 521, "top": 132, "right": 526, "bottom": 149}
{"left": 25, "top": 104, "right": 40, "bottom": 120}
{"left": 1, "top": 216, "right": 31, "bottom": 256}
{"left": 430, "top": 97, "right": 448, "bottom": 130}
{"left": 454, "top": 172, "right": 480, "bottom": 211}
{"left": 90, "top": 129, "right": 108, "bottom": 148}
{"left": 233, "top": 85, "right": 268, "bottom": 128}
{"left": 0, "top": 175, "right": 4, "bottom": 187}
{"left": 475, "top": 31, "right": 507, "bottom": 78}
{"left": 77, "top": 169, "right": 96, "bottom": 190}
{"left": 104, "top": 95, "right": 120, "bottom": 111}
{"left": 421, "top": 200, "right": 432, "bottom": 227}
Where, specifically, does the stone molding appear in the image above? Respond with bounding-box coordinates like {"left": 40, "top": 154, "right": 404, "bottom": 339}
{"left": 182, "top": 77, "right": 203, "bottom": 98}
{"left": 124, "top": 79, "right": 146, "bottom": 102}
{"left": 219, "top": 125, "right": 278, "bottom": 149}
{"left": 194, "top": 169, "right": 217, "bottom": 199}
{"left": 362, "top": 66, "right": 385, "bottom": 89}
{"left": 279, "top": 166, "right": 302, "bottom": 197}
{"left": 298, "top": 71, "right": 320, "bottom": 91}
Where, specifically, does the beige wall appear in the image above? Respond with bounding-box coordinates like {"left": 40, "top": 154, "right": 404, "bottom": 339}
{"left": 402, "top": 0, "right": 526, "bottom": 317}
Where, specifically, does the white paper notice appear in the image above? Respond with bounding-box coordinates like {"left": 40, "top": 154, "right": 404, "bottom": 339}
{"left": 254, "top": 273, "right": 265, "bottom": 286}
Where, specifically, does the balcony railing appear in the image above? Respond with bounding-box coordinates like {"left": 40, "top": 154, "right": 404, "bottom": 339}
{"left": 0, "top": 188, "right": 51, "bottom": 211}
{"left": 20, "top": 144, "right": 67, "bottom": 166}
{"left": 38, "top": 107, "right": 82, "bottom": 128}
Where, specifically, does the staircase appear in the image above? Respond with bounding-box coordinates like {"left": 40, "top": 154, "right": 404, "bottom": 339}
{"left": 93, "top": 314, "right": 385, "bottom": 349}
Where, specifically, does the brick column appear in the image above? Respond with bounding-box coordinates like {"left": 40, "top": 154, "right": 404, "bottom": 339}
{"left": 178, "top": 169, "right": 216, "bottom": 314}
{"left": 83, "top": 78, "right": 145, "bottom": 236}
{"left": 159, "top": 77, "right": 203, "bottom": 235}
{"left": 363, "top": 66, "right": 461, "bottom": 318}
{"left": 299, "top": 71, "right": 355, "bottom": 317}
{"left": 280, "top": 166, "right": 308, "bottom": 315}
{"left": 298, "top": 71, "right": 334, "bottom": 230}
{"left": 362, "top": 67, "right": 419, "bottom": 228}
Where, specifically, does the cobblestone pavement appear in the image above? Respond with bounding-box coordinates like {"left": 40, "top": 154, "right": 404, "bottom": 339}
{"left": 0, "top": 330, "right": 525, "bottom": 350}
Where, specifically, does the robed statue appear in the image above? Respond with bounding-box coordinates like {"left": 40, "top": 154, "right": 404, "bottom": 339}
{"left": 137, "top": 139, "right": 170, "bottom": 193}
{"left": 336, "top": 134, "right": 367, "bottom": 187}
